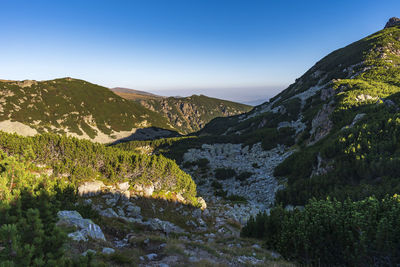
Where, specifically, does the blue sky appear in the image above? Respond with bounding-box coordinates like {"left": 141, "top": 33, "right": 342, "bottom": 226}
{"left": 1, "top": 0, "right": 399, "bottom": 103}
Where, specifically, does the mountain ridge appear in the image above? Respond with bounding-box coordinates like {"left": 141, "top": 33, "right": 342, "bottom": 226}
{"left": 113, "top": 87, "right": 253, "bottom": 134}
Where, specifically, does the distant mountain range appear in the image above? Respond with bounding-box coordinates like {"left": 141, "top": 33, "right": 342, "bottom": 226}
{"left": 0, "top": 78, "right": 251, "bottom": 143}
{"left": 111, "top": 87, "right": 252, "bottom": 134}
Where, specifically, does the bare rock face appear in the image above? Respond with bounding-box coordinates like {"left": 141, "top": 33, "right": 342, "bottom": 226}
{"left": 385, "top": 17, "right": 400, "bottom": 28}
{"left": 78, "top": 181, "right": 105, "bottom": 196}
{"left": 309, "top": 102, "right": 334, "bottom": 144}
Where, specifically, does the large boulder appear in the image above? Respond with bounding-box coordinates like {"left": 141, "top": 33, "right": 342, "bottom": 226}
{"left": 57, "top": 210, "right": 105, "bottom": 241}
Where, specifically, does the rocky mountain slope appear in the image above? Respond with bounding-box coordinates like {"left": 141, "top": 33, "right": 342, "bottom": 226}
{"left": 0, "top": 131, "right": 291, "bottom": 266}
{"left": 112, "top": 88, "right": 252, "bottom": 134}
{"left": 0, "top": 78, "right": 177, "bottom": 143}
{"left": 3, "top": 17, "right": 400, "bottom": 267}
{"left": 176, "top": 18, "right": 400, "bottom": 206}
{"left": 139, "top": 18, "right": 400, "bottom": 265}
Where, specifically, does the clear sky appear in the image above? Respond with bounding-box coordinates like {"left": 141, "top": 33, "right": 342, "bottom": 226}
{"left": 1, "top": 0, "right": 399, "bottom": 103}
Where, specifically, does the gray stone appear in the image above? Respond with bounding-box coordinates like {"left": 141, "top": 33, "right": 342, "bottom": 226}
{"left": 189, "top": 256, "right": 199, "bottom": 262}
{"left": 198, "top": 218, "right": 206, "bottom": 227}
{"left": 81, "top": 222, "right": 106, "bottom": 241}
{"left": 192, "top": 208, "right": 202, "bottom": 218}
{"left": 105, "top": 193, "right": 120, "bottom": 207}
{"left": 125, "top": 204, "right": 141, "bottom": 217}
{"left": 78, "top": 181, "right": 104, "bottom": 196}
{"left": 270, "top": 251, "right": 281, "bottom": 259}
{"left": 57, "top": 210, "right": 105, "bottom": 241}
{"left": 99, "top": 208, "right": 119, "bottom": 218}
{"left": 83, "top": 199, "right": 92, "bottom": 205}
{"left": 186, "top": 220, "right": 197, "bottom": 227}
{"left": 82, "top": 249, "right": 96, "bottom": 256}
{"left": 146, "top": 253, "right": 158, "bottom": 260}
{"left": 117, "top": 207, "right": 125, "bottom": 217}
{"left": 102, "top": 247, "right": 115, "bottom": 255}
{"left": 385, "top": 17, "right": 400, "bottom": 28}
{"left": 147, "top": 218, "right": 185, "bottom": 234}
{"left": 68, "top": 231, "right": 88, "bottom": 242}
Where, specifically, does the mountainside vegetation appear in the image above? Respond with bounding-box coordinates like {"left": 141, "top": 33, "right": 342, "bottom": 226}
{"left": 113, "top": 88, "right": 252, "bottom": 134}
{"left": 0, "top": 78, "right": 175, "bottom": 143}
{"left": 136, "top": 20, "right": 400, "bottom": 264}
{"left": 239, "top": 21, "right": 400, "bottom": 264}
{"left": 0, "top": 132, "right": 197, "bottom": 203}
{"left": 3, "top": 18, "right": 400, "bottom": 266}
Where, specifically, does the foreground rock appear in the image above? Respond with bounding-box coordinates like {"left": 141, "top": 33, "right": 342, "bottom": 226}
{"left": 57, "top": 210, "right": 106, "bottom": 241}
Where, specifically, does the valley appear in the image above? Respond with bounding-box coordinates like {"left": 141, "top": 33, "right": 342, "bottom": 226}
{"left": 1, "top": 16, "right": 400, "bottom": 267}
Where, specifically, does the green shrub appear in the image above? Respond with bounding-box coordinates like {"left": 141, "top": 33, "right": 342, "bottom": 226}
{"left": 0, "top": 132, "right": 198, "bottom": 204}
{"left": 211, "top": 181, "right": 222, "bottom": 190}
{"left": 214, "top": 168, "right": 237, "bottom": 180}
{"left": 242, "top": 196, "right": 400, "bottom": 265}
{"left": 236, "top": 171, "right": 253, "bottom": 181}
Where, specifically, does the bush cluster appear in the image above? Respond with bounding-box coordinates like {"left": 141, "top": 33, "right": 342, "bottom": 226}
{"left": 242, "top": 196, "right": 400, "bottom": 266}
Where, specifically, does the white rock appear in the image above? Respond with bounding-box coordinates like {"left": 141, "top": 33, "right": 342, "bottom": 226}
{"left": 197, "top": 197, "right": 207, "bottom": 210}
{"left": 117, "top": 181, "right": 130, "bottom": 191}
{"left": 102, "top": 247, "right": 115, "bottom": 255}
{"left": 143, "top": 184, "right": 154, "bottom": 197}
{"left": 133, "top": 183, "right": 154, "bottom": 197}
{"left": 78, "top": 181, "right": 104, "bottom": 196}
{"left": 146, "top": 253, "right": 158, "bottom": 260}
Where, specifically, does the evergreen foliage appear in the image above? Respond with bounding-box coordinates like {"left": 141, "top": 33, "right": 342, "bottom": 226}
{"left": 0, "top": 132, "right": 197, "bottom": 203}
{"left": 242, "top": 196, "right": 400, "bottom": 266}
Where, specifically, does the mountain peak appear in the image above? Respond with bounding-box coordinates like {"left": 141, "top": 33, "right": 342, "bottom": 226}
{"left": 384, "top": 17, "right": 400, "bottom": 28}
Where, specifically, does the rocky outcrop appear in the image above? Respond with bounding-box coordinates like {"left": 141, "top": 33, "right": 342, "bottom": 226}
{"left": 309, "top": 101, "right": 334, "bottom": 144}
{"left": 385, "top": 17, "right": 400, "bottom": 28}
{"left": 57, "top": 210, "right": 106, "bottom": 241}
{"left": 78, "top": 181, "right": 105, "bottom": 196}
